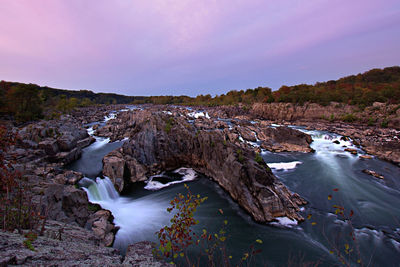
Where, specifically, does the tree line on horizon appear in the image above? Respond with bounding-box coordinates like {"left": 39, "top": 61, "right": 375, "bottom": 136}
{"left": 1, "top": 66, "right": 399, "bottom": 122}
{"left": 0, "top": 81, "right": 145, "bottom": 122}
{"left": 133, "top": 66, "right": 400, "bottom": 107}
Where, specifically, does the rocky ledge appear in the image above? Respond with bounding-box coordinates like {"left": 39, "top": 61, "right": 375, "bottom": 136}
{"left": 102, "top": 109, "right": 307, "bottom": 223}
{"left": 0, "top": 222, "right": 171, "bottom": 266}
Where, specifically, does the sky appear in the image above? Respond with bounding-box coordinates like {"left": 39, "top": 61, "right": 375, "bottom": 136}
{"left": 1, "top": 0, "right": 400, "bottom": 96}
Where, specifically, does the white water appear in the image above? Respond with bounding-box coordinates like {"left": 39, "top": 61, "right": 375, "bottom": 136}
{"left": 104, "top": 113, "right": 117, "bottom": 122}
{"left": 271, "top": 217, "right": 298, "bottom": 228}
{"left": 268, "top": 161, "right": 302, "bottom": 171}
{"left": 188, "top": 111, "right": 210, "bottom": 119}
{"left": 82, "top": 177, "right": 171, "bottom": 252}
{"left": 144, "top": 167, "right": 197, "bottom": 190}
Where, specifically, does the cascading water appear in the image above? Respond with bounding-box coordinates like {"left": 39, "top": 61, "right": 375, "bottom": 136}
{"left": 80, "top": 176, "right": 172, "bottom": 253}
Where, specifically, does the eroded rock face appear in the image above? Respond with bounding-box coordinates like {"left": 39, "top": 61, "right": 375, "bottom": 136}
{"left": 103, "top": 110, "right": 306, "bottom": 222}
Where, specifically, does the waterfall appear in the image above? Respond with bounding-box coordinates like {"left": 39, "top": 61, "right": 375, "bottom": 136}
{"left": 80, "top": 176, "right": 172, "bottom": 253}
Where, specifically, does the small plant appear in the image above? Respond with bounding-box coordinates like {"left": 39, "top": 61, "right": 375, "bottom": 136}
{"left": 254, "top": 152, "right": 263, "bottom": 164}
{"left": 380, "top": 118, "right": 389, "bottom": 128}
{"left": 155, "top": 184, "right": 208, "bottom": 263}
{"left": 23, "top": 232, "right": 38, "bottom": 251}
{"left": 87, "top": 203, "right": 100, "bottom": 212}
{"left": 367, "top": 117, "right": 375, "bottom": 126}
{"left": 0, "top": 126, "right": 44, "bottom": 233}
{"left": 165, "top": 117, "right": 174, "bottom": 133}
{"left": 329, "top": 114, "right": 335, "bottom": 122}
{"left": 223, "top": 139, "right": 227, "bottom": 147}
{"left": 155, "top": 185, "right": 263, "bottom": 266}
{"left": 342, "top": 113, "right": 358, "bottom": 123}
{"left": 236, "top": 149, "right": 244, "bottom": 163}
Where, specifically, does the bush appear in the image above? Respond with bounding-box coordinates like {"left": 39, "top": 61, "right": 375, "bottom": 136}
{"left": 236, "top": 149, "right": 244, "bottom": 163}
{"left": 254, "top": 153, "right": 263, "bottom": 164}
{"left": 155, "top": 185, "right": 263, "bottom": 266}
{"left": 367, "top": 117, "right": 375, "bottom": 126}
{"left": 342, "top": 113, "right": 358, "bottom": 123}
{"left": 381, "top": 118, "right": 389, "bottom": 128}
{"left": 165, "top": 117, "right": 174, "bottom": 133}
{"left": 0, "top": 126, "right": 44, "bottom": 233}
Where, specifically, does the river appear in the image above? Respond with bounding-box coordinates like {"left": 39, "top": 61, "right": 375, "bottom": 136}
{"left": 68, "top": 109, "right": 400, "bottom": 266}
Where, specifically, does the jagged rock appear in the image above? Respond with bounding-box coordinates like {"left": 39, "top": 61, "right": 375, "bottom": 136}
{"left": 0, "top": 225, "right": 122, "bottom": 266}
{"left": 44, "top": 184, "right": 90, "bottom": 227}
{"left": 344, "top": 148, "right": 358, "bottom": 155}
{"left": 102, "top": 150, "right": 126, "bottom": 192}
{"left": 255, "top": 126, "right": 313, "bottom": 153}
{"left": 53, "top": 170, "right": 84, "bottom": 185}
{"left": 123, "top": 241, "right": 173, "bottom": 267}
{"left": 38, "top": 139, "right": 59, "bottom": 155}
{"left": 77, "top": 136, "right": 95, "bottom": 148}
{"left": 52, "top": 147, "right": 82, "bottom": 165}
{"left": 87, "top": 210, "right": 118, "bottom": 247}
{"left": 362, "top": 169, "right": 384, "bottom": 179}
{"left": 236, "top": 126, "right": 257, "bottom": 142}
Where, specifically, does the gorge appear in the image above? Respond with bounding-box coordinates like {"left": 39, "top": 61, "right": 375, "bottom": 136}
{"left": 1, "top": 103, "right": 400, "bottom": 266}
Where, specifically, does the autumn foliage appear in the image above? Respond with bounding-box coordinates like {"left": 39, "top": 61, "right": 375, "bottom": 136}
{"left": 155, "top": 184, "right": 263, "bottom": 266}
{"left": 0, "top": 125, "right": 43, "bottom": 232}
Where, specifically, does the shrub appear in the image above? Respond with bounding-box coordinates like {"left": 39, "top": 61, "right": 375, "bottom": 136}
{"left": 254, "top": 152, "right": 263, "bottom": 164}
{"left": 165, "top": 117, "right": 174, "bottom": 133}
{"left": 0, "top": 126, "right": 44, "bottom": 233}
{"left": 381, "top": 118, "right": 389, "bottom": 128}
{"left": 342, "top": 113, "right": 358, "bottom": 123}
{"left": 367, "top": 117, "right": 375, "bottom": 126}
{"left": 155, "top": 185, "right": 263, "bottom": 266}
{"left": 236, "top": 149, "right": 244, "bottom": 163}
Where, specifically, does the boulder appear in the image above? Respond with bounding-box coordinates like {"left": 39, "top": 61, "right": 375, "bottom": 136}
{"left": 44, "top": 185, "right": 90, "bottom": 227}
{"left": 87, "top": 210, "right": 118, "bottom": 247}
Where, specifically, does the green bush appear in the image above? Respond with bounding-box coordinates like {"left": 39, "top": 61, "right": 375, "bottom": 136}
{"left": 342, "top": 113, "right": 358, "bottom": 123}
{"left": 381, "top": 118, "right": 389, "bottom": 128}
{"left": 237, "top": 149, "right": 244, "bottom": 163}
{"left": 255, "top": 152, "right": 263, "bottom": 164}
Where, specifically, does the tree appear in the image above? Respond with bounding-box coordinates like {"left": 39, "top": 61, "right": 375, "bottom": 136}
{"left": 6, "top": 84, "right": 43, "bottom": 122}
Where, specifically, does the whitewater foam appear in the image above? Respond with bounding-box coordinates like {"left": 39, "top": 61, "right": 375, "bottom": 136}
{"left": 144, "top": 168, "right": 197, "bottom": 190}
{"left": 188, "top": 111, "right": 210, "bottom": 119}
{"left": 267, "top": 161, "right": 302, "bottom": 171}
{"left": 271, "top": 217, "right": 298, "bottom": 228}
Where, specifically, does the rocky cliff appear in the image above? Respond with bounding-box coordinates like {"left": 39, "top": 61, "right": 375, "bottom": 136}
{"left": 251, "top": 102, "right": 400, "bottom": 129}
{"left": 103, "top": 109, "right": 307, "bottom": 223}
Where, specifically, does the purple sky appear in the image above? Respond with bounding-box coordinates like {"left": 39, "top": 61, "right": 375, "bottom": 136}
{"left": 1, "top": 0, "right": 400, "bottom": 96}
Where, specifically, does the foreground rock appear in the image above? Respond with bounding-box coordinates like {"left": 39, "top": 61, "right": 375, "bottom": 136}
{"left": 0, "top": 223, "right": 169, "bottom": 266}
{"left": 103, "top": 109, "right": 307, "bottom": 222}
{"left": 0, "top": 222, "right": 122, "bottom": 266}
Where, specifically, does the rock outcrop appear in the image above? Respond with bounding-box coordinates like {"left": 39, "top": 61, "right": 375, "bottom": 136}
{"left": 16, "top": 115, "right": 94, "bottom": 166}
{"left": 103, "top": 110, "right": 307, "bottom": 222}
